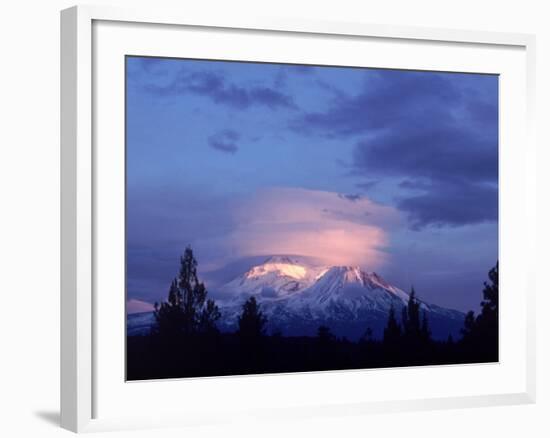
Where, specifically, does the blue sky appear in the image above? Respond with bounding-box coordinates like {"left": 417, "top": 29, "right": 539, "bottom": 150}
{"left": 126, "top": 56, "right": 498, "bottom": 313}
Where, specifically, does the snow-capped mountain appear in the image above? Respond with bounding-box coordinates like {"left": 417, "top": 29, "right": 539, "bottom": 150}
{"left": 127, "top": 256, "right": 466, "bottom": 340}
{"left": 215, "top": 257, "right": 464, "bottom": 340}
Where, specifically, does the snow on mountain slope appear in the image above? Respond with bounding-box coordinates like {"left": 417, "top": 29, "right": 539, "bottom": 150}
{"left": 219, "top": 255, "right": 327, "bottom": 300}
{"left": 292, "top": 265, "right": 409, "bottom": 306}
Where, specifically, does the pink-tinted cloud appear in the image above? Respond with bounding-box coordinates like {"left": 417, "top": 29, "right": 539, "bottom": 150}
{"left": 127, "top": 298, "right": 155, "bottom": 314}
{"left": 221, "top": 187, "right": 401, "bottom": 269}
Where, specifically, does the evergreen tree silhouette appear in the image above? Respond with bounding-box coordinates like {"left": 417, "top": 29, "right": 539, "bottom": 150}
{"left": 198, "top": 298, "right": 222, "bottom": 335}
{"left": 238, "top": 296, "right": 267, "bottom": 341}
{"left": 461, "top": 310, "right": 476, "bottom": 340}
{"left": 476, "top": 262, "right": 499, "bottom": 359}
{"left": 178, "top": 247, "right": 205, "bottom": 335}
{"left": 383, "top": 304, "right": 401, "bottom": 344}
{"left": 154, "top": 279, "right": 183, "bottom": 337}
{"left": 402, "top": 287, "right": 421, "bottom": 340}
{"left": 421, "top": 310, "right": 431, "bottom": 342}
{"left": 478, "top": 263, "right": 498, "bottom": 333}
{"left": 460, "top": 262, "right": 499, "bottom": 362}
{"left": 154, "top": 246, "right": 220, "bottom": 338}
{"left": 236, "top": 296, "right": 267, "bottom": 372}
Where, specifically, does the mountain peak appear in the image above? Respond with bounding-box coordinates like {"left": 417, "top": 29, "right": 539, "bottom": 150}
{"left": 242, "top": 256, "right": 309, "bottom": 282}
{"left": 323, "top": 265, "right": 363, "bottom": 282}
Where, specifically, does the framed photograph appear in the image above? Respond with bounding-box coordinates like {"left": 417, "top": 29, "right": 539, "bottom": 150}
{"left": 61, "top": 5, "right": 536, "bottom": 432}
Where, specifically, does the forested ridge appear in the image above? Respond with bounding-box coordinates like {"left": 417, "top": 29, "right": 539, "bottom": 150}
{"left": 127, "top": 247, "right": 498, "bottom": 380}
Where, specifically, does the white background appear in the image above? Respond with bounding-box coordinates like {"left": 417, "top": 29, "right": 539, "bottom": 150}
{"left": 0, "top": 0, "right": 547, "bottom": 437}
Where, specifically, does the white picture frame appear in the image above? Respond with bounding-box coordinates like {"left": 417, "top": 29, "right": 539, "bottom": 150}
{"left": 60, "top": 4, "right": 537, "bottom": 433}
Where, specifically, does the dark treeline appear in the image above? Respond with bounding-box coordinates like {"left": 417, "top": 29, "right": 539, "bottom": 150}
{"left": 126, "top": 247, "right": 498, "bottom": 380}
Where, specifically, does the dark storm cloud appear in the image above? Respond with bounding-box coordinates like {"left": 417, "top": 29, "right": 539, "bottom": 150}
{"left": 208, "top": 129, "right": 240, "bottom": 154}
{"left": 292, "top": 70, "right": 462, "bottom": 137}
{"left": 292, "top": 70, "right": 498, "bottom": 229}
{"left": 397, "top": 182, "right": 498, "bottom": 230}
{"left": 352, "top": 125, "right": 498, "bottom": 184}
{"left": 145, "top": 69, "right": 297, "bottom": 110}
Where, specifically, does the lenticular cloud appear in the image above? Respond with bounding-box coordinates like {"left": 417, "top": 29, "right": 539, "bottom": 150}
{"left": 223, "top": 187, "right": 401, "bottom": 269}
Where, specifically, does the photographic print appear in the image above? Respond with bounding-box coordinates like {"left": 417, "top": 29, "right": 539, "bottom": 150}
{"left": 125, "top": 56, "right": 498, "bottom": 380}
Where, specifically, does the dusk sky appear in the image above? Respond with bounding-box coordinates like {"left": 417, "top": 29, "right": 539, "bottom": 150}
{"left": 126, "top": 56, "right": 498, "bottom": 313}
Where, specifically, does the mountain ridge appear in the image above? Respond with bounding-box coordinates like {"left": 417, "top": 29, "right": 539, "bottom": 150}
{"left": 128, "top": 256, "right": 465, "bottom": 340}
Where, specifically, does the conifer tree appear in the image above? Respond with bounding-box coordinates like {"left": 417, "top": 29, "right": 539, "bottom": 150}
{"left": 403, "top": 287, "right": 421, "bottom": 340}
{"left": 154, "top": 246, "right": 220, "bottom": 338}
{"left": 459, "top": 262, "right": 499, "bottom": 361}
{"left": 420, "top": 311, "right": 431, "bottom": 342}
{"left": 178, "top": 248, "right": 206, "bottom": 335}
{"left": 478, "top": 263, "right": 498, "bottom": 333}
{"left": 384, "top": 304, "right": 401, "bottom": 344}
{"left": 238, "top": 296, "right": 267, "bottom": 341}
{"left": 461, "top": 310, "right": 476, "bottom": 340}
{"left": 199, "top": 298, "right": 222, "bottom": 335}
{"left": 154, "top": 279, "right": 183, "bottom": 337}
